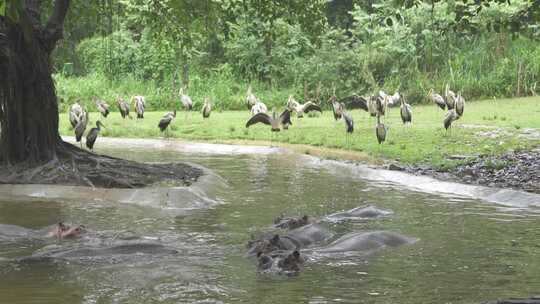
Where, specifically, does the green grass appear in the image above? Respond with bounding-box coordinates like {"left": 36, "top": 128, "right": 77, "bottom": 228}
{"left": 60, "top": 96, "right": 540, "bottom": 170}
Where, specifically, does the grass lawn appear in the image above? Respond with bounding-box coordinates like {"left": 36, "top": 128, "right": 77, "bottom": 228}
{"left": 59, "top": 96, "right": 540, "bottom": 170}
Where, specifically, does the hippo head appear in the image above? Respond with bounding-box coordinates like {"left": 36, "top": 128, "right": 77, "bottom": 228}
{"left": 48, "top": 222, "right": 69, "bottom": 238}
{"left": 256, "top": 251, "right": 274, "bottom": 271}
{"left": 61, "top": 225, "right": 85, "bottom": 239}
{"left": 277, "top": 250, "right": 304, "bottom": 273}
{"left": 247, "top": 234, "right": 283, "bottom": 256}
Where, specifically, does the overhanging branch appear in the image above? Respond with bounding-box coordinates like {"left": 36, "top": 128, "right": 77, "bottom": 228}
{"left": 42, "top": 0, "right": 70, "bottom": 53}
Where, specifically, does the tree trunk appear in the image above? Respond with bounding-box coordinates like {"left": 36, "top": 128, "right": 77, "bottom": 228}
{"left": 0, "top": 21, "right": 61, "bottom": 164}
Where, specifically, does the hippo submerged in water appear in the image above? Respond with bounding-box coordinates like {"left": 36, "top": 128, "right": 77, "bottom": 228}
{"left": 248, "top": 205, "right": 415, "bottom": 275}
{"left": 0, "top": 222, "right": 85, "bottom": 241}
{"left": 271, "top": 205, "right": 394, "bottom": 232}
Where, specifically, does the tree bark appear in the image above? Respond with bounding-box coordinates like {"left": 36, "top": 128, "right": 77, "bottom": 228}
{"left": 0, "top": 1, "right": 70, "bottom": 164}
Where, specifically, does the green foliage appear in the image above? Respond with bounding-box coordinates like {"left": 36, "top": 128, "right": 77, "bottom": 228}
{"left": 54, "top": 0, "right": 540, "bottom": 110}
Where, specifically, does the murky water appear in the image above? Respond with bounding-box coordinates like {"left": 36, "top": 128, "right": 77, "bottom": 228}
{"left": 1, "top": 140, "right": 540, "bottom": 304}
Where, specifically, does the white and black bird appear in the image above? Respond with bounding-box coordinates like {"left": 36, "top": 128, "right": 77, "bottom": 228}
{"left": 286, "top": 95, "right": 322, "bottom": 118}
{"left": 444, "top": 84, "right": 456, "bottom": 110}
{"left": 338, "top": 94, "right": 369, "bottom": 113}
{"left": 455, "top": 92, "right": 465, "bottom": 117}
{"left": 428, "top": 89, "right": 446, "bottom": 110}
{"left": 400, "top": 97, "right": 412, "bottom": 125}
{"left": 380, "top": 90, "right": 401, "bottom": 108}
{"left": 74, "top": 108, "right": 88, "bottom": 148}
{"left": 342, "top": 111, "right": 354, "bottom": 134}
{"left": 250, "top": 101, "right": 268, "bottom": 116}
{"left": 132, "top": 95, "right": 145, "bottom": 119}
{"left": 117, "top": 97, "right": 130, "bottom": 119}
{"left": 202, "top": 97, "right": 211, "bottom": 119}
{"left": 246, "top": 108, "right": 292, "bottom": 132}
{"left": 158, "top": 110, "right": 177, "bottom": 135}
{"left": 94, "top": 97, "right": 110, "bottom": 118}
{"left": 179, "top": 87, "right": 193, "bottom": 112}
{"left": 375, "top": 114, "right": 386, "bottom": 145}
{"left": 444, "top": 109, "right": 459, "bottom": 131}
{"left": 69, "top": 100, "right": 83, "bottom": 129}
{"left": 328, "top": 95, "right": 343, "bottom": 121}
{"left": 86, "top": 120, "right": 105, "bottom": 151}
{"left": 246, "top": 85, "right": 258, "bottom": 110}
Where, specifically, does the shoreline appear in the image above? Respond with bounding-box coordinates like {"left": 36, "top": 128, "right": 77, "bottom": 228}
{"left": 64, "top": 135, "right": 540, "bottom": 195}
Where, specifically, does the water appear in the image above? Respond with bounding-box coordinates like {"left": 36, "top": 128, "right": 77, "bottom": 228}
{"left": 1, "top": 139, "right": 540, "bottom": 304}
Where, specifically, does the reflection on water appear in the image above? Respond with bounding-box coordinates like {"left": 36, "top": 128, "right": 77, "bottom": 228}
{"left": 1, "top": 143, "right": 540, "bottom": 304}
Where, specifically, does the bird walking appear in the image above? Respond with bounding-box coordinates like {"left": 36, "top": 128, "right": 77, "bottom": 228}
{"left": 86, "top": 120, "right": 105, "bottom": 151}
{"left": 400, "top": 97, "right": 412, "bottom": 125}
{"left": 443, "top": 109, "right": 459, "bottom": 133}
{"left": 375, "top": 114, "right": 386, "bottom": 145}
{"left": 428, "top": 89, "right": 446, "bottom": 110}
{"left": 117, "top": 97, "right": 130, "bottom": 119}
{"left": 158, "top": 109, "right": 176, "bottom": 138}
{"left": 132, "top": 95, "right": 145, "bottom": 119}
{"left": 94, "top": 97, "right": 110, "bottom": 118}
{"left": 202, "top": 97, "right": 211, "bottom": 119}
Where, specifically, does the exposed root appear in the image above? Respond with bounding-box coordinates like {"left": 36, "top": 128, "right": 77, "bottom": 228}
{"left": 0, "top": 141, "right": 203, "bottom": 188}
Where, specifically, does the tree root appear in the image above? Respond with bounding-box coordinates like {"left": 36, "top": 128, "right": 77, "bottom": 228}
{"left": 0, "top": 141, "right": 203, "bottom": 188}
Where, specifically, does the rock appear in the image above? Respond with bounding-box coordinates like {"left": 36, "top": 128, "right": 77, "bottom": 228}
{"left": 387, "top": 163, "right": 405, "bottom": 171}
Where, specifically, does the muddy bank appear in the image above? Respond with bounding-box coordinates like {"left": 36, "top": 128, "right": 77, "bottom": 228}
{"left": 399, "top": 146, "right": 540, "bottom": 194}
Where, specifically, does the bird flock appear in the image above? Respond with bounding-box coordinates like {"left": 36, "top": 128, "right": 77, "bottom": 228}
{"left": 68, "top": 84, "right": 464, "bottom": 151}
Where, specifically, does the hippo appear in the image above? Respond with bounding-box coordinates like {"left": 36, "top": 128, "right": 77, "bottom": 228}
{"left": 313, "top": 231, "right": 417, "bottom": 254}
{"left": 257, "top": 250, "right": 305, "bottom": 275}
{"left": 324, "top": 205, "right": 393, "bottom": 223}
{"left": 247, "top": 223, "right": 333, "bottom": 256}
{"left": 273, "top": 215, "right": 311, "bottom": 230}
{"left": 483, "top": 297, "right": 540, "bottom": 304}
{"left": 17, "top": 241, "right": 179, "bottom": 263}
{"left": 0, "top": 222, "right": 85, "bottom": 241}
{"left": 46, "top": 222, "right": 86, "bottom": 239}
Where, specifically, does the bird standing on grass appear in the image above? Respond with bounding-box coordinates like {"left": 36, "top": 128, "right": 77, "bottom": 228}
{"left": 444, "top": 84, "right": 456, "bottom": 110}
{"left": 250, "top": 101, "right": 268, "bottom": 116}
{"left": 94, "top": 97, "right": 110, "bottom": 118}
{"left": 74, "top": 108, "right": 88, "bottom": 148}
{"left": 443, "top": 109, "right": 459, "bottom": 132}
{"left": 375, "top": 114, "right": 386, "bottom": 145}
{"left": 455, "top": 92, "right": 465, "bottom": 117}
{"left": 132, "top": 95, "right": 145, "bottom": 119}
{"left": 117, "top": 97, "right": 130, "bottom": 119}
{"left": 400, "top": 97, "right": 412, "bottom": 125}
{"left": 86, "top": 120, "right": 105, "bottom": 151}
{"left": 428, "top": 89, "right": 446, "bottom": 110}
{"left": 69, "top": 100, "right": 83, "bottom": 129}
{"left": 158, "top": 110, "right": 177, "bottom": 138}
{"left": 246, "top": 85, "right": 258, "bottom": 110}
{"left": 179, "top": 87, "right": 193, "bottom": 120}
{"left": 202, "top": 97, "right": 211, "bottom": 118}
